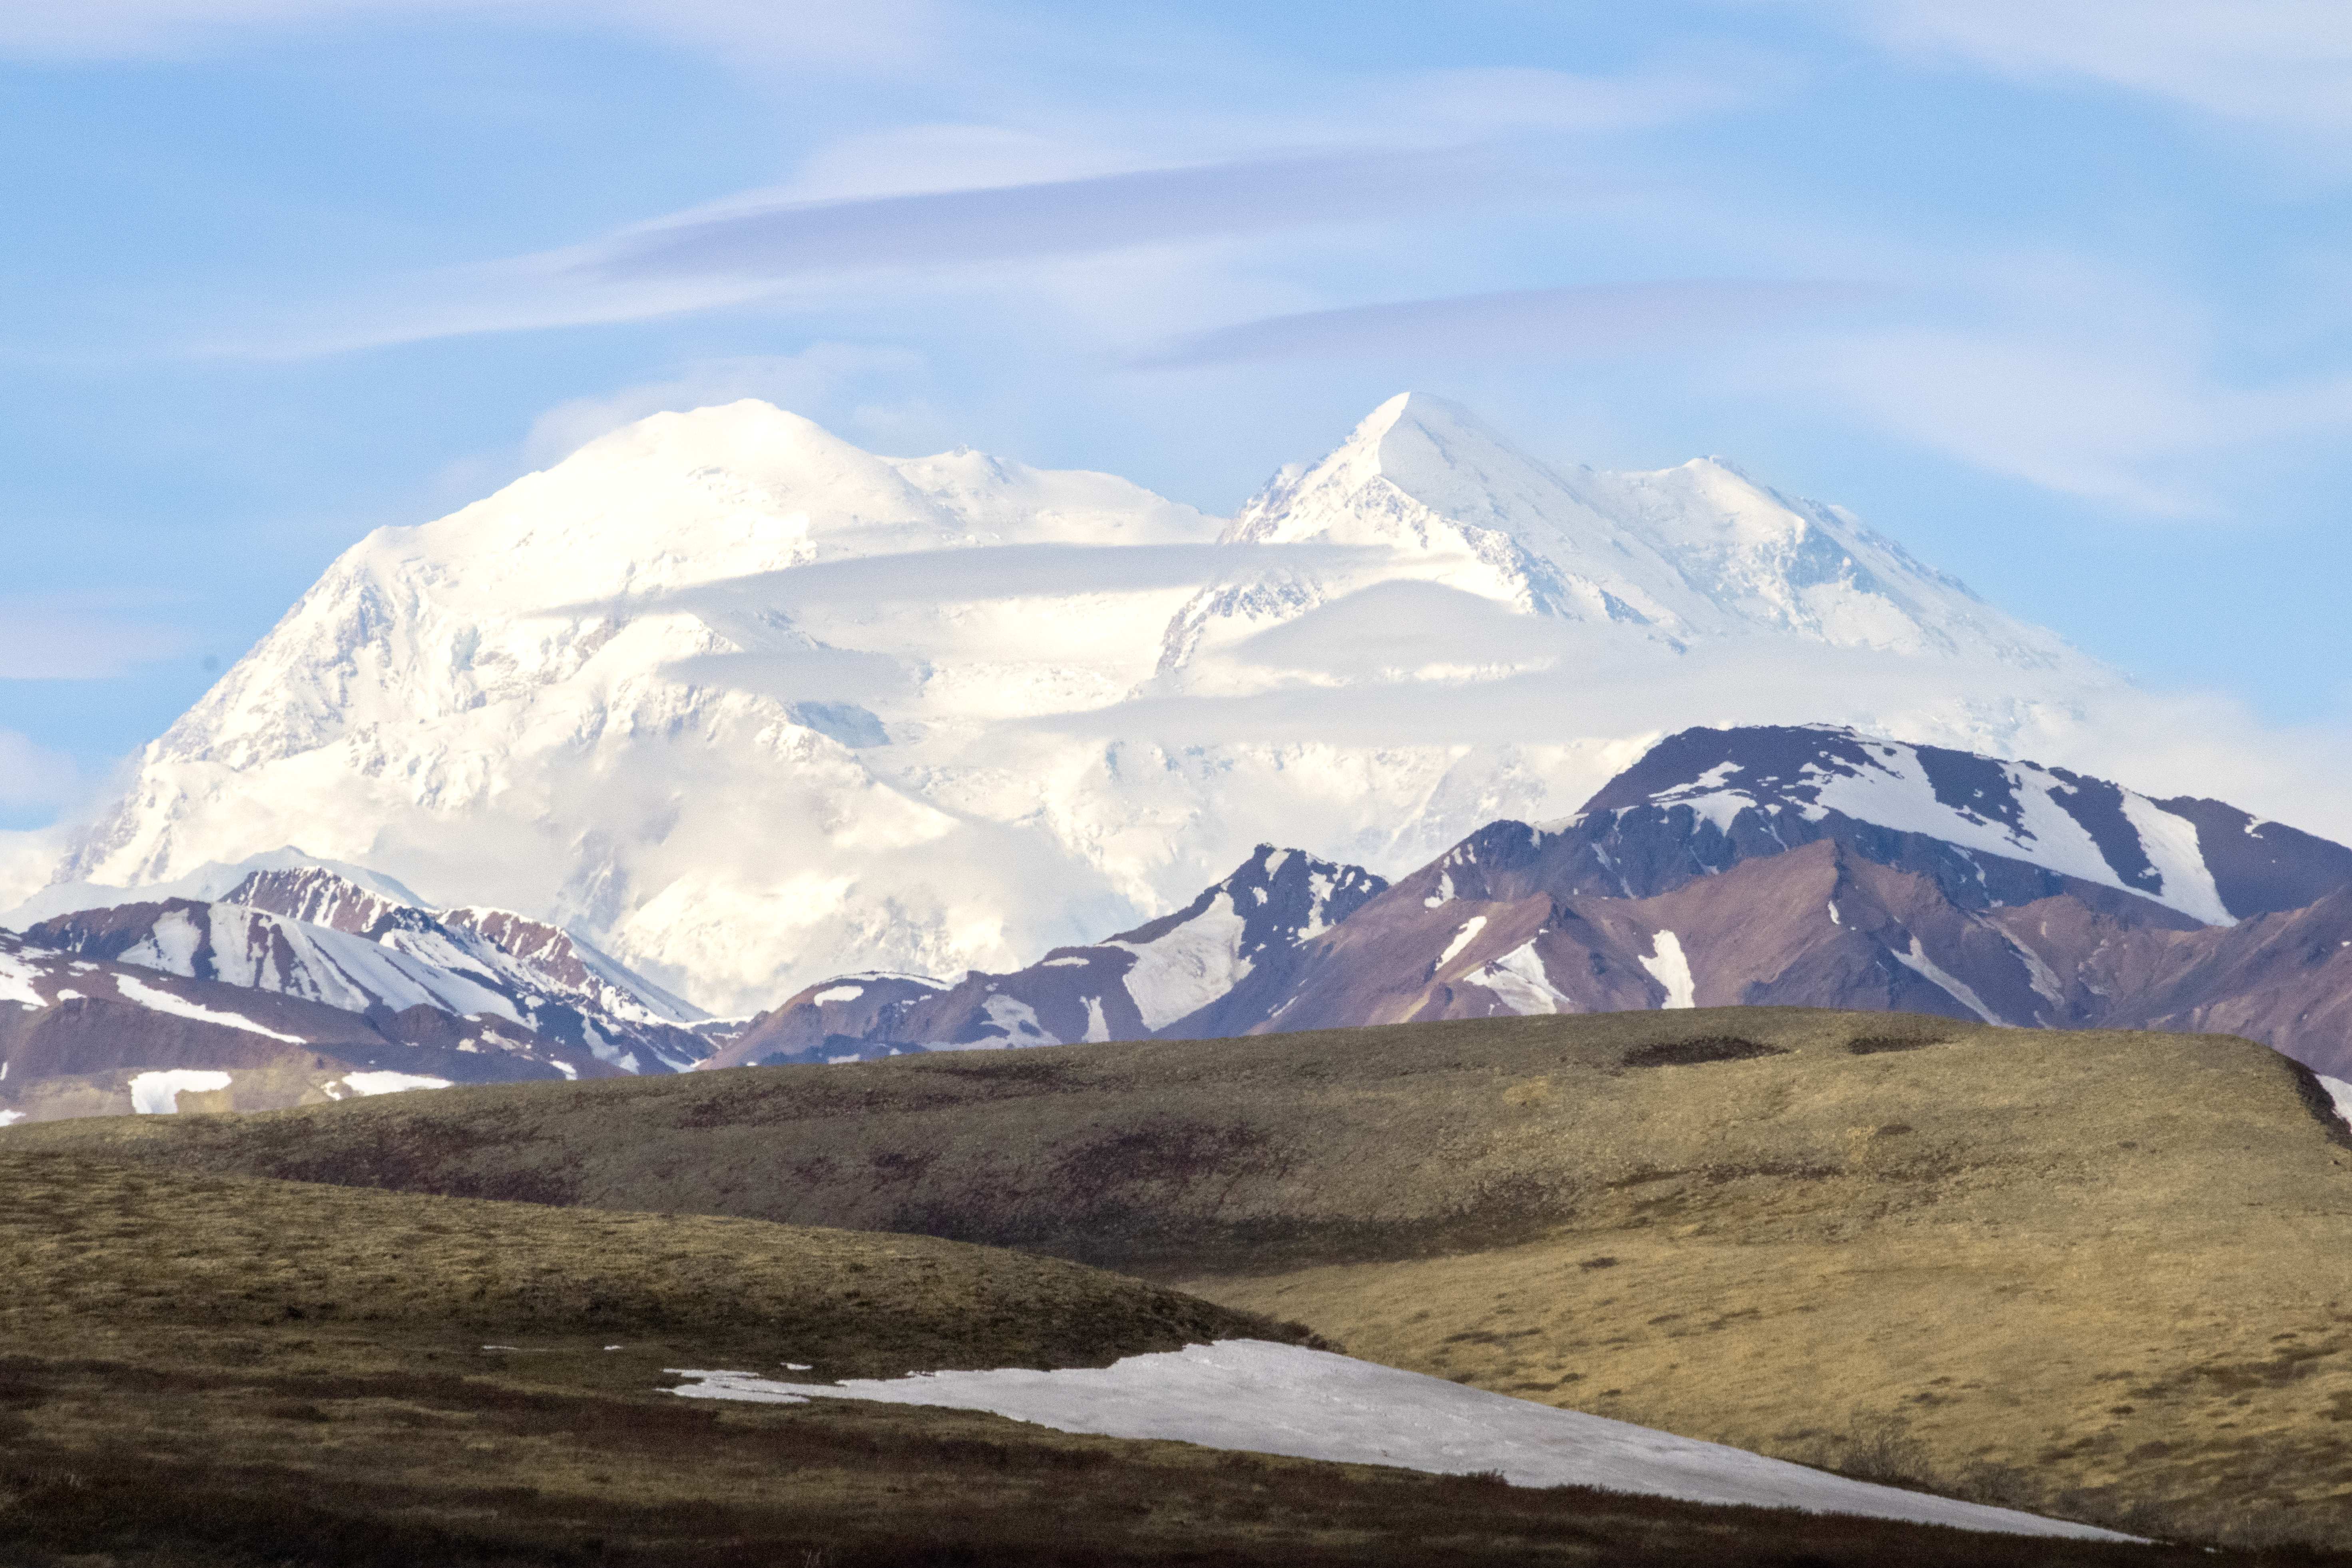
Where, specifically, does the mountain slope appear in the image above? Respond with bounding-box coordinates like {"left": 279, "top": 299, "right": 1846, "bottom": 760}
{"left": 1205, "top": 724, "right": 2352, "bottom": 1078}
{"left": 707, "top": 845, "right": 1385, "bottom": 1066}
{"left": 33, "top": 396, "right": 2123, "bottom": 1013}
{"left": 0, "top": 928, "right": 609, "bottom": 1122}
{"left": 26, "top": 868, "right": 707, "bottom": 1074}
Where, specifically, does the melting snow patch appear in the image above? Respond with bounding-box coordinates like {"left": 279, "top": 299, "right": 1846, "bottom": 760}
{"left": 1639, "top": 932, "right": 1696, "bottom": 1009}
{"left": 812, "top": 984, "right": 865, "bottom": 1004}
{"left": 0, "top": 949, "right": 46, "bottom": 1009}
{"left": 2319, "top": 1076, "right": 2352, "bottom": 1133}
{"left": 130, "top": 1069, "right": 234, "bottom": 1114}
{"left": 1423, "top": 871, "right": 1455, "bottom": 910}
{"left": 1438, "top": 916, "right": 1488, "bottom": 967}
{"left": 1888, "top": 937, "right": 2003, "bottom": 1025}
{"left": 115, "top": 975, "right": 307, "bottom": 1043}
{"left": 0, "top": 1110, "right": 25, "bottom": 1127}
{"left": 666, "top": 1342, "right": 2131, "bottom": 1540}
{"left": 550, "top": 1060, "right": 579, "bottom": 1080}
{"left": 339, "top": 1071, "right": 455, "bottom": 1096}
{"left": 1109, "top": 894, "right": 1254, "bottom": 1032}
{"left": 1478, "top": 941, "right": 1570, "bottom": 1016}
{"left": 1042, "top": 956, "right": 1091, "bottom": 967}
{"left": 1081, "top": 995, "right": 1110, "bottom": 1043}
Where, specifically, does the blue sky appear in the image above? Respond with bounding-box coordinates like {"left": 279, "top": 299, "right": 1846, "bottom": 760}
{"left": 8, "top": 0, "right": 2352, "bottom": 829}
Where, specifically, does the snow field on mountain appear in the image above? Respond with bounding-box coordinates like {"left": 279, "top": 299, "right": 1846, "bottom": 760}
{"left": 669, "top": 1341, "right": 2130, "bottom": 1540}
{"left": 128, "top": 1069, "right": 233, "bottom": 1114}
{"left": 114, "top": 975, "right": 305, "bottom": 1042}
{"left": 1106, "top": 893, "right": 1254, "bottom": 1032}
{"left": 1639, "top": 932, "right": 1697, "bottom": 1009}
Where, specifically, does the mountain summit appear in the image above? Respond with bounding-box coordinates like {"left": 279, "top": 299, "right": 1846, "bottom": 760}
{"left": 31, "top": 397, "right": 2118, "bottom": 1013}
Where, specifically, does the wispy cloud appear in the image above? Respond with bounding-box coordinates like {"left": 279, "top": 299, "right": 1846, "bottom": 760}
{"left": 1773, "top": 325, "right": 2352, "bottom": 514}
{"left": 605, "top": 542, "right": 1402, "bottom": 620}
{"left": 0, "top": 595, "right": 191, "bottom": 679}
{"left": 1782, "top": 0, "right": 2352, "bottom": 141}
{"left": 1126, "top": 279, "right": 1881, "bottom": 369}
{"left": 587, "top": 146, "right": 1566, "bottom": 286}
{"left": 0, "top": 729, "right": 78, "bottom": 812}
{"left": 0, "top": 0, "right": 938, "bottom": 66}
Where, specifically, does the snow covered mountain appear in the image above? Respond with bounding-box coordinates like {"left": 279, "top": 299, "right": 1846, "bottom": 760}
{"left": 0, "top": 926, "right": 613, "bottom": 1124}
{"left": 34, "top": 394, "right": 2121, "bottom": 1014}
{"left": 707, "top": 845, "right": 1384, "bottom": 1066}
{"left": 20, "top": 864, "right": 709, "bottom": 1074}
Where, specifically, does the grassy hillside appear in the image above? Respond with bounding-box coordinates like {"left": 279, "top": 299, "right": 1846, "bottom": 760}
{"left": 15, "top": 1005, "right": 2352, "bottom": 1545}
{"left": 0, "top": 1148, "right": 2201, "bottom": 1566}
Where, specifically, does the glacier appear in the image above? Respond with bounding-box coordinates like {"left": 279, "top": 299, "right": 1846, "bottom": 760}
{"left": 31, "top": 393, "right": 2123, "bottom": 1015}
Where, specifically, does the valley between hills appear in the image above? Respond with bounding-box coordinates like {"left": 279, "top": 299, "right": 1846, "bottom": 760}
{"left": 14, "top": 1005, "right": 2352, "bottom": 1558}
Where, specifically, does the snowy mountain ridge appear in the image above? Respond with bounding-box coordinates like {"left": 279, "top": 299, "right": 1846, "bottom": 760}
{"left": 34, "top": 394, "right": 2123, "bottom": 1013}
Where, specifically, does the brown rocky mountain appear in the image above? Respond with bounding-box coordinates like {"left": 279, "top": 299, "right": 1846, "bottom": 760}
{"left": 725, "top": 725, "right": 2352, "bottom": 1083}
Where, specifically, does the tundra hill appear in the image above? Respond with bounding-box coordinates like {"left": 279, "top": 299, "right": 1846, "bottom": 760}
{"left": 0, "top": 1154, "right": 2179, "bottom": 1568}
{"left": 19, "top": 1006, "right": 2352, "bottom": 1544}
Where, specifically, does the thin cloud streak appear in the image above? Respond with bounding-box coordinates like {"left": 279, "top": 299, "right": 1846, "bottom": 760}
{"left": 540, "top": 542, "right": 1404, "bottom": 621}
{"left": 588, "top": 146, "right": 1574, "bottom": 284}
{"left": 1125, "top": 280, "right": 1883, "bottom": 369}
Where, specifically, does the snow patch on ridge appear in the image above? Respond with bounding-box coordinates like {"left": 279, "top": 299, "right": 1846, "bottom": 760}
{"left": 115, "top": 975, "right": 305, "bottom": 1043}
{"left": 1109, "top": 893, "right": 1254, "bottom": 1032}
{"left": 1478, "top": 940, "right": 1571, "bottom": 1014}
{"left": 2319, "top": 1075, "right": 2352, "bottom": 1132}
{"left": 1639, "top": 931, "right": 1696, "bottom": 1008}
{"left": 1438, "top": 916, "right": 1488, "bottom": 967}
{"left": 1889, "top": 936, "right": 2003, "bottom": 1025}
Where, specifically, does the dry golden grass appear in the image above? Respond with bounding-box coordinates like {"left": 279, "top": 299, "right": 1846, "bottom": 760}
{"left": 0, "top": 1148, "right": 2213, "bottom": 1566}
{"left": 17, "top": 1004, "right": 2352, "bottom": 1548}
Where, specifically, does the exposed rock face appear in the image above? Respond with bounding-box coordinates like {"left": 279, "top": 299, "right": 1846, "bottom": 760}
{"left": 707, "top": 846, "right": 1385, "bottom": 1066}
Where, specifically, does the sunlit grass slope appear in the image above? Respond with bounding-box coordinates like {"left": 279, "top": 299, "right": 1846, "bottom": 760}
{"left": 15, "top": 1005, "right": 2352, "bottom": 1546}
{"left": 0, "top": 1149, "right": 2204, "bottom": 1566}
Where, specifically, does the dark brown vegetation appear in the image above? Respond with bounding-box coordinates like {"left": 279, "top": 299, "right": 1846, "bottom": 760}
{"left": 16, "top": 1005, "right": 2352, "bottom": 1552}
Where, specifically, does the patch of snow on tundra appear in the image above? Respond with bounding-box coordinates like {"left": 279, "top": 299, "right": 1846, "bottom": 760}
{"left": 130, "top": 1068, "right": 234, "bottom": 1114}
{"left": 812, "top": 985, "right": 865, "bottom": 1004}
{"left": 340, "top": 1071, "right": 455, "bottom": 1096}
{"left": 1638, "top": 930, "right": 1695, "bottom": 1008}
{"left": 115, "top": 975, "right": 306, "bottom": 1042}
{"left": 665, "top": 1341, "right": 2131, "bottom": 1540}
